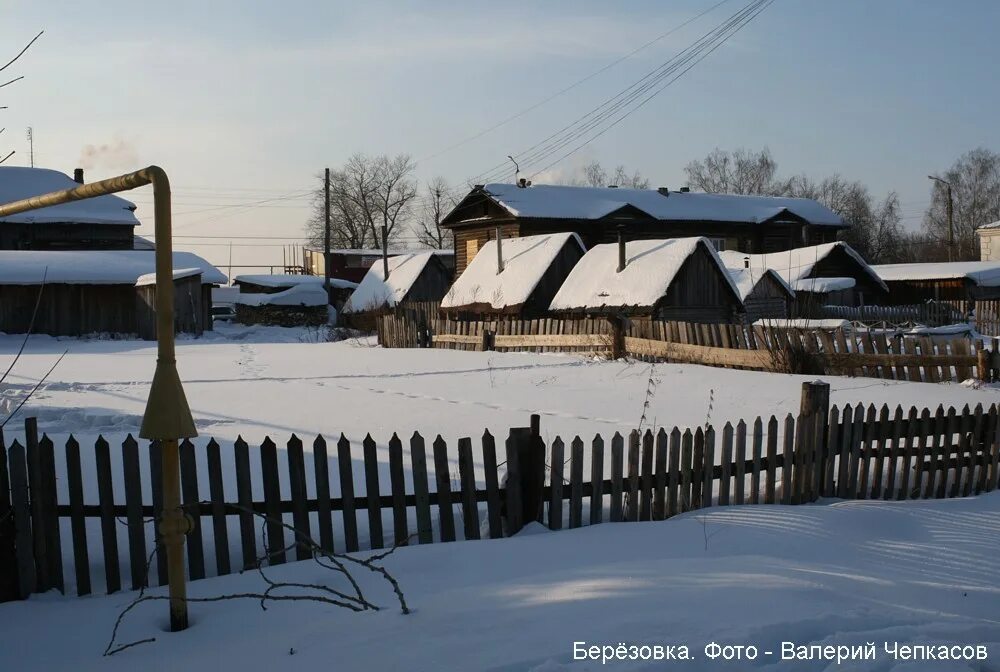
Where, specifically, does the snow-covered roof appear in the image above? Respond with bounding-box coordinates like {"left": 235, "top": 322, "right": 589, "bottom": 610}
{"left": 872, "top": 261, "right": 1000, "bottom": 287}
{"left": 135, "top": 268, "right": 202, "bottom": 287}
{"left": 717, "top": 251, "right": 794, "bottom": 301}
{"left": 343, "top": 252, "right": 440, "bottom": 313}
{"left": 0, "top": 166, "right": 139, "bottom": 226}
{"left": 549, "top": 237, "right": 741, "bottom": 311}
{"left": 235, "top": 284, "right": 328, "bottom": 307}
{"left": 233, "top": 274, "right": 357, "bottom": 290}
{"left": 978, "top": 220, "right": 1000, "bottom": 231}
{"left": 0, "top": 250, "right": 227, "bottom": 285}
{"left": 463, "top": 183, "right": 844, "bottom": 226}
{"left": 442, "top": 233, "right": 585, "bottom": 310}
{"left": 307, "top": 247, "right": 454, "bottom": 257}
{"left": 133, "top": 235, "right": 155, "bottom": 250}
{"left": 792, "top": 277, "right": 855, "bottom": 293}
{"left": 740, "top": 242, "right": 887, "bottom": 292}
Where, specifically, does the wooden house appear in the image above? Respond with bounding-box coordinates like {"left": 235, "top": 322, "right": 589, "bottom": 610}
{"left": 0, "top": 167, "right": 138, "bottom": 250}
{"left": 718, "top": 251, "right": 794, "bottom": 322}
{"left": 441, "top": 183, "right": 846, "bottom": 274}
{"left": 549, "top": 237, "right": 743, "bottom": 323}
{"left": 441, "top": 232, "right": 586, "bottom": 318}
{"left": 343, "top": 251, "right": 453, "bottom": 316}
{"left": 303, "top": 247, "right": 455, "bottom": 283}
{"left": 0, "top": 250, "right": 225, "bottom": 337}
{"left": 871, "top": 261, "right": 1000, "bottom": 305}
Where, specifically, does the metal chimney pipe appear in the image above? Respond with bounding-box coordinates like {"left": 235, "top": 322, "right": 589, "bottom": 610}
{"left": 73, "top": 168, "right": 84, "bottom": 184}
{"left": 496, "top": 226, "right": 504, "bottom": 273}
{"left": 617, "top": 226, "right": 626, "bottom": 273}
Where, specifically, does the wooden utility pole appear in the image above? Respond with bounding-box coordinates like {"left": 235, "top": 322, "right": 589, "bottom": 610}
{"left": 929, "top": 175, "right": 955, "bottom": 262}
{"left": 323, "top": 167, "right": 332, "bottom": 309}
{"left": 496, "top": 226, "right": 504, "bottom": 273}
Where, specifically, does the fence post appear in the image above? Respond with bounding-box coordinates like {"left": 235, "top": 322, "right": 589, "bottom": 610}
{"left": 0, "top": 428, "right": 18, "bottom": 602}
{"left": 798, "top": 381, "right": 831, "bottom": 502}
{"left": 610, "top": 317, "right": 625, "bottom": 359}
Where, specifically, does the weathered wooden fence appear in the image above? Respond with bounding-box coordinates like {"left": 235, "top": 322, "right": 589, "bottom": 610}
{"left": 816, "top": 301, "right": 967, "bottom": 328}
{"left": 375, "top": 314, "right": 997, "bottom": 383}
{"left": 2, "top": 385, "right": 999, "bottom": 603}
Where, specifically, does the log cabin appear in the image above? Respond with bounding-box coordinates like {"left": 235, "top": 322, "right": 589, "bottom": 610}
{"left": 441, "top": 183, "right": 847, "bottom": 275}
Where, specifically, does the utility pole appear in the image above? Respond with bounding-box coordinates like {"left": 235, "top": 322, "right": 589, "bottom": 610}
{"left": 928, "top": 175, "right": 954, "bottom": 262}
{"left": 324, "top": 167, "right": 332, "bottom": 311}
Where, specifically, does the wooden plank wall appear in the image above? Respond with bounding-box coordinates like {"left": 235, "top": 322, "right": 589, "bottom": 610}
{"left": 4, "top": 401, "right": 999, "bottom": 601}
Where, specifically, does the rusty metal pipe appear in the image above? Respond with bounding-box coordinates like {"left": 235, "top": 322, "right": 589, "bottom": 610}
{"left": 0, "top": 166, "right": 195, "bottom": 631}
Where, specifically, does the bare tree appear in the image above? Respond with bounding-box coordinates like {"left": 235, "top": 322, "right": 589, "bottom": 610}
{"left": 924, "top": 147, "right": 1000, "bottom": 261}
{"left": 306, "top": 153, "right": 418, "bottom": 249}
{"left": 684, "top": 147, "right": 779, "bottom": 195}
{"left": 1, "top": 30, "right": 44, "bottom": 164}
{"left": 414, "top": 176, "right": 455, "bottom": 249}
{"left": 571, "top": 160, "right": 650, "bottom": 189}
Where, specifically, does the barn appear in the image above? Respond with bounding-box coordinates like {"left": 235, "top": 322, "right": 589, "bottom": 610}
{"left": 343, "top": 251, "right": 453, "bottom": 314}
{"left": 0, "top": 166, "right": 138, "bottom": 250}
{"left": 740, "top": 242, "right": 887, "bottom": 315}
{"left": 0, "top": 250, "right": 225, "bottom": 337}
{"left": 441, "top": 183, "right": 846, "bottom": 274}
{"left": 718, "top": 251, "right": 795, "bottom": 322}
{"left": 441, "top": 232, "right": 586, "bottom": 318}
{"left": 549, "top": 237, "right": 743, "bottom": 323}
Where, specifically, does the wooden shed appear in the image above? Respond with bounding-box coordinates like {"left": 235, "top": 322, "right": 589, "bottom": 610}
{"left": 549, "top": 237, "right": 743, "bottom": 323}
{"left": 343, "top": 252, "right": 453, "bottom": 313}
{"left": 233, "top": 274, "right": 358, "bottom": 312}
{"left": 0, "top": 250, "right": 225, "bottom": 337}
{"left": 718, "top": 251, "right": 795, "bottom": 322}
{"left": 441, "top": 232, "right": 586, "bottom": 318}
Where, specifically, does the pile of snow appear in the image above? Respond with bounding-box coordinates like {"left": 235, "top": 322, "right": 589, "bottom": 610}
{"left": 0, "top": 166, "right": 139, "bottom": 225}
{"left": 0, "top": 250, "right": 226, "bottom": 285}
{"left": 741, "top": 242, "right": 887, "bottom": 292}
{"left": 873, "top": 261, "right": 1000, "bottom": 287}
{"left": 1, "top": 493, "right": 998, "bottom": 671}
{"left": 134, "top": 268, "right": 203, "bottom": 287}
{"left": 793, "top": 277, "right": 856, "bottom": 293}
{"left": 235, "top": 283, "right": 328, "bottom": 307}
{"left": 753, "top": 318, "right": 852, "bottom": 330}
{"left": 211, "top": 286, "right": 240, "bottom": 306}
{"left": 550, "top": 237, "right": 740, "bottom": 310}
{"left": 443, "top": 233, "right": 584, "bottom": 310}
{"left": 717, "top": 250, "right": 794, "bottom": 301}
{"left": 233, "top": 274, "right": 357, "bottom": 290}
{"left": 474, "top": 183, "right": 844, "bottom": 226}
{"left": 343, "top": 252, "right": 438, "bottom": 313}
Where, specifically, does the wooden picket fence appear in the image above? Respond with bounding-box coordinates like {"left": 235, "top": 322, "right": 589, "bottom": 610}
{"left": 2, "top": 384, "right": 999, "bottom": 603}
{"left": 374, "top": 313, "right": 996, "bottom": 384}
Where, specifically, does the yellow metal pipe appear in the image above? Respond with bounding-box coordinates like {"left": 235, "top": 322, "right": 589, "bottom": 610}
{"left": 0, "top": 166, "right": 195, "bottom": 631}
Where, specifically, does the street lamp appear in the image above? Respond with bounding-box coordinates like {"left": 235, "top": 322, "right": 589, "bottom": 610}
{"left": 928, "top": 175, "right": 954, "bottom": 262}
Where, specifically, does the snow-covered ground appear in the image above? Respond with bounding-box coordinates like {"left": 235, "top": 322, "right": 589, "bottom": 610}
{"left": 1, "top": 494, "right": 997, "bottom": 671}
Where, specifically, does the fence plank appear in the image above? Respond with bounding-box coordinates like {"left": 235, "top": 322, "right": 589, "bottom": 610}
{"left": 858, "top": 405, "right": 877, "bottom": 499}
{"left": 458, "top": 437, "right": 480, "bottom": 540}
{"left": 871, "top": 405, "right": 891, "bottom": 500}
{"left": 911, "top": 410, "right": 930, "bottom": 499}
{"left": 570, "top": 437, "right": 584, "bottom": 528}
{"left": 504, "top": 430, "right": 524, "bottom": 536}
{"left": 701, "top": 427, "right": 715, "bottom": 509}
{"left": 750, "top": 418, "right": 763, "bottom": 504}
{"left": 122, "top": 435, "right": 146, "bottom": 590}
{"left": 977, "top": 406, "right": 996, "bottom": 495}
{"left": 781, "top": 415, "right": 795, "bottom": 505}
{"left": 388, "top": 433, "right": 409, "bottom": 546}
{"left": 362, "top": 434, "right": 384, "bottom": 550}
{"left": 0, "top": 429, "right": 12, "bottom": 603}
{"left": 147, "top": 442, "right": 167, "bottom": 586}
{"left": 624, "top": 431, "right": 641, "bottom": 521}
{"left": 313, "top": 436, "right": 334, "bottom": 553}
{"left": 206, "top": 438, "right": 231, "bottom": 576}
{"left": 639, "top": 431, "right": 654, "bottom": 521}
{"left": 590, "top": 435, "right": 605, "bottom": 525}
{"left": 735, "top": 421, "right": 748, "bottom": 505}
{"left": 180, "top": 439, "right": 206, "bottom": 579}
{"left": 692, "top": 428, "right": 705, "bottom": 509}
{"left": 481, "top": 431, "right": 503, "bottom": 539}
{"left": 94, "top": 436, "right": 121, "bottom": 594}
{"left": 411, "top": 433, "right": 433, "bottom": 544}
{"left": 847, "top": 404, "right": 864, "bottom": 499}
{"left": 719, "top": 423, "right": 733, "bottom": 506}
{"left": 25, "top": 420, "right": 48, "bottom": 593}
{"left": 433, "top": 436, "right": 456, "bottom": 542}
{"left": 337, "top": 434, "right": 360, "bottom": 552}
{"left": 8, "top": 441, "right": 34, "bottom": 599}
{"left": 64, "top": 437, "right": 90, "bottom": 596}
{"left": 925, "top": 407, "right": 946, "bottom": 499}
{"left": 548, "top": 438, "right": 565, "bottom": 530}
{"left": 681, "top": 430, "right": 694, "bottom": 512}
{"left": 824, "top": 407, "right": 839, "bottom": 497}
{"left": 609, "top": 433, "right": 624, "bottom": 522}
{"left": 765, "top": 416, "right": 778, "bottom": 504}
{"left": 884, "top": 407, "right": 904, "bottom": 500}
{"left": 233, "top": 437, "right": 257, "bottom": 569}
{"left": 836, "top": 405, "right": 852, "bottom": 498}
{"left": 667, "top": 428, "right": 681, "bottom": 516}
{"left": 287, "top": 435, "right": 311, "bottom": 560}
{"left": 989, "top": 407, "right": 1000, "bottom": 492}
{"left": 945, "top": 408, "right": 960, "bottom": 499}
{"left": 37, "top": 434, "right": 63, "bottom": 593}
{"left": 653, "top": 429, "right": 668, "bottom": 520}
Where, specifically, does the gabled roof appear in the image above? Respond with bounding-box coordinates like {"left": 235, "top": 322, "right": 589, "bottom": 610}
{"left": 442, "top": 233, "right": 584, "bottom": 310}
{"left": 0, "top": 166, "right": 139, "bottom": 226}
{"left": 233, "top": 274, "right": 357, "bottom": 290}
{"left": 446, "top": 183, "right": 844, "bottom": 227}
{"left": 343, "top": 252, "right": 441, "bottom": 313}
{"left": 549, "top": 237, "right": 742, "bottom": 311}
{"left": 0, "top": 250, "right": 226, "bottom": 285}
{"left": 740, "top": 242, "right": 887, "bottom": 293}
{"left": 872, "top": 261, "right": 1000, "bottom": 288}
{"left": 717, "top": 251, "right": 795, "bottom": 301}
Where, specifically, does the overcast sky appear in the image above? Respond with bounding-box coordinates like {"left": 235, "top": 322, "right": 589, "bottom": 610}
{"left": 3, "top": 0, "right": 999, "bottom": 271}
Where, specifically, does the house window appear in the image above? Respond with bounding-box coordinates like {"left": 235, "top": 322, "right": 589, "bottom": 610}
{"left": 708, "top": 238, "right": 727, "bottom": 252}
{"left": 466, "top": 238, "right": 480, "bottom": 262}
